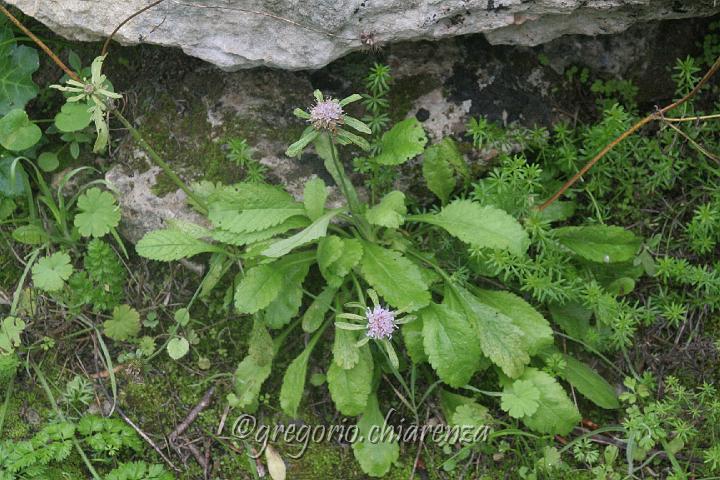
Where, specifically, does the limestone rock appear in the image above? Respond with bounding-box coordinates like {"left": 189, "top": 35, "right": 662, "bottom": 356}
{"left": 6, "top": 0, "right": 719, "bottom": 70}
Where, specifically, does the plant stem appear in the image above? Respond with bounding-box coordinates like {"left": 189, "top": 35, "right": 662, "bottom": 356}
{"left": 111, "top": 108, "right": 209, "bottom": 214}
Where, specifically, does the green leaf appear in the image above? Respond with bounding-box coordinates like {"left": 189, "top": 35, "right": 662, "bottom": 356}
{"left": 279, "top": 344, "right": 315, "bottom": 417}
{"left": 332, "top": 328, "right": 360, "bottom": 369}
{"left": 136, "top": 229, "right": 221, "bottom": 261}
{"left": 302, "top": 285, "right": 337, "bottom": 333}
{"left": 54, "top": 102, "right": 92, "bottom": 132}
{"left": 234, "top": 264, "right": 284, "bottom": 314}
{"left": 248, "top": 318, "right": 274, "bottom": 366}
{"left": 0, "top": 109, "right": 41, "bottom": 151}
{"left": 263, "top": 255, "right": 311, "bottom": 329}
{"left": 446, "top": 286, "right": 529, "bottom": 378}
{"left": 12, "top": 224, "right": 48, "bottom": 245}
{"left": 473, "top": 288, "right": 553, "bottom": 355}
{"left": 0, "top": 316, "right": 25, "bottom": 354}
{"left": 207, "top": 183, "right": 304, "bottom": 233}
{"left": 167, "top": 337, "right": 190, "bottom": 360}
{"left": 359, "top": 242, "right": 430, "bottom": 311}
{"left": 553, "top": 225, "right": 642, "bottom": 263}
{"left": 286, "top": 128, "right": 320, "bottom": 157}
{"left": 327, "top": 345, "right": 373, "bottom": 416}
{"left": 556, "top": 353, "right": 619, "bottom": 409}
{"left": 422, "top": 303, "right": 483, "bottom": 387}
{"left": 366, "top": 191, "right": 406, "bottom": 228}
{"left": 32, "top": 252, "right": 73, "bottom": 292}
{"left": 401, "top": 316, "right": 427, "bottom": 364}
{"left": 423, "top": 138, "right": 460, "bottom": 204}
{"left": 411, "top": 200, "right": 529, "bottom": 256}
{"left": 303, "top": 177, "right": 328, "bottom": 221}
{"left": 37, "top": 152, "right": 60, "bottom": 172}
{"left": 374, "top": 118, "right": 427, "bottom": 165}
{"left": 261, "top": 209, "right": 341, "bottom": 258}
{"left": 74, "top": 187, "right": 121, "bottom": 238}
{"left": 0, "top": 42, "right": 39, "bottom": 115}
{"left": 501, "top": 379, "right": 540, "bottom": 418}
{"left": 352, "top": 394, "right": 400, "bottom": 477}
{"left": 104, "top": 305, "right": 141, "bottom": 341}
{"left": 318, "top": 236, "right": 363, "bottom": 287}
{"left": 0, "top": 157, "right": 26, "bottom": 197}
{"left": 232, "top": 355, "right": 272, "bottom": 411}
{"left": 211, "top": 216, "right": 310, "bottom": 246}
{"left": 508, "top": 368, "right": 581, "bottom": 435}
{"left": 451, "top": 403, "right": 490, "bottom": 432}
{"left": 548, "top": 302, "right": 591, "bottom": 341}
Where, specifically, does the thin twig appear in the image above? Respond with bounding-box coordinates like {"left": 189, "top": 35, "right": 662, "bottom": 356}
{"left": 168, "top": 386, "right": 215, "bottom": 442}
{"left": 662, "top": 119, "right": 720, "bottom": 164}
{"left": 0, "top": 4, "right": 80, "bottom": 81}
{"left": 539, "top": 54, "right": 720, "bottom": 211}
{"left": 101, "top": 0, "right": 167, "bottom": 56}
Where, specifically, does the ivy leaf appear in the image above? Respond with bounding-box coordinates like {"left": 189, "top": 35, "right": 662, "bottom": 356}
{"left": 0, "top": 109, "right": 41, "bottom": 151}
{"left": 366, "top": 191, "right": 406, "bottom": 228}
{"left": 352, "top": 394, "right": 400, "bottom": 477}
{"left": 508, "top": 368, "right": 581, "bottom": 435}
{"left": 103, "top": 305, "right": 141, "bottom": 341}
{"left": 501, "top": 379, "right": 541, "bottom": 418}
{"left": 553, "top": 225, "right": 642, "bottom": 263}
{"left": 446, "top": 285, "right": 529, "bottom": 378}
{"left": 422, "top": 303, "right": 483, "bottom": 387}
{"left": 136, "top": 229, "right": 221, "bottom": 261}
{"left": 374, "top": 118, "right": 427, "bottom": 165}
{"left": 261, "top": 209, "right": 341, "bottom": 258}
{"left": 422, "top": 138, "right": 461, "bottom": 204}
{"left": 234, "top": 264, "right": 284, "bottom": 314}
{"left": 0, "top": 316, "right": 25, "bottom": 354}
{"left": 303, "top": 177, "right": 328, "bottom": 221}
{"left": 473, "top": 288, "right": 553, "bottom": 355}
{"left": 167, "top": 337, "right": 190, "bottom": 360}
{"left": 359, "top": 242, "right": 430, "bottom": 312}
{"left": 327, "top": 344, "right": 373, "bottom": 416}
{"left": 0, "top": 40, "right": 39, "bottom": 115}
{"left": 54, "top": 102, "right": 92, "bottom": 132}
{"left": 74, "top": 187, "right": 121, "bottom": 238}
{"left": 32, "top": 252, "right": 73, "bottom": 292}
{"left": 411, "top": 200, "right": 529, "bottom": 256}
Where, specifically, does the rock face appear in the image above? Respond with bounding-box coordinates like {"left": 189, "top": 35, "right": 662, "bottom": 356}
{"left": 7, "top": 0, "right": 720, "bottom": 70}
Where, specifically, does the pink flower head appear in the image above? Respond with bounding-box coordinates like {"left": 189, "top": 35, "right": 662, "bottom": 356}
{"left": 365, "top": 304, "right": 396, "bottom": 339}
{"left": 309, "top": 98, "right": 344, "bottom": 131}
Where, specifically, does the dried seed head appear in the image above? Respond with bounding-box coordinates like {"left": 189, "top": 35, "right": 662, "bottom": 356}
{"left": 309, "top": 98, "right": 344, "bottom": 131}
{"left": 365, "top": 305, "right": 396, "bottom": 340}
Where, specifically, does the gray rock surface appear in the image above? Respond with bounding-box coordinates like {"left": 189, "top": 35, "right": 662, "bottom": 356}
{"left": 7, "top": 0, "right": 720, "bottom": 70}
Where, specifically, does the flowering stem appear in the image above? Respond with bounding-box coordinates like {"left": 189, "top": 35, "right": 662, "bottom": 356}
{"left": 111, "top": 108, "right": 209, "bottom": 215}
{"left": 326, "top": 134, "right": 373, "bottom": 239}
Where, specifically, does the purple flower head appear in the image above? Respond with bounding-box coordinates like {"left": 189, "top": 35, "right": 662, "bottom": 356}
{"left": 365, "top": 304, "right": 396, "bottom": 340}
{"left": 309, "top": 98, "right": 344, "bottom": 131}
